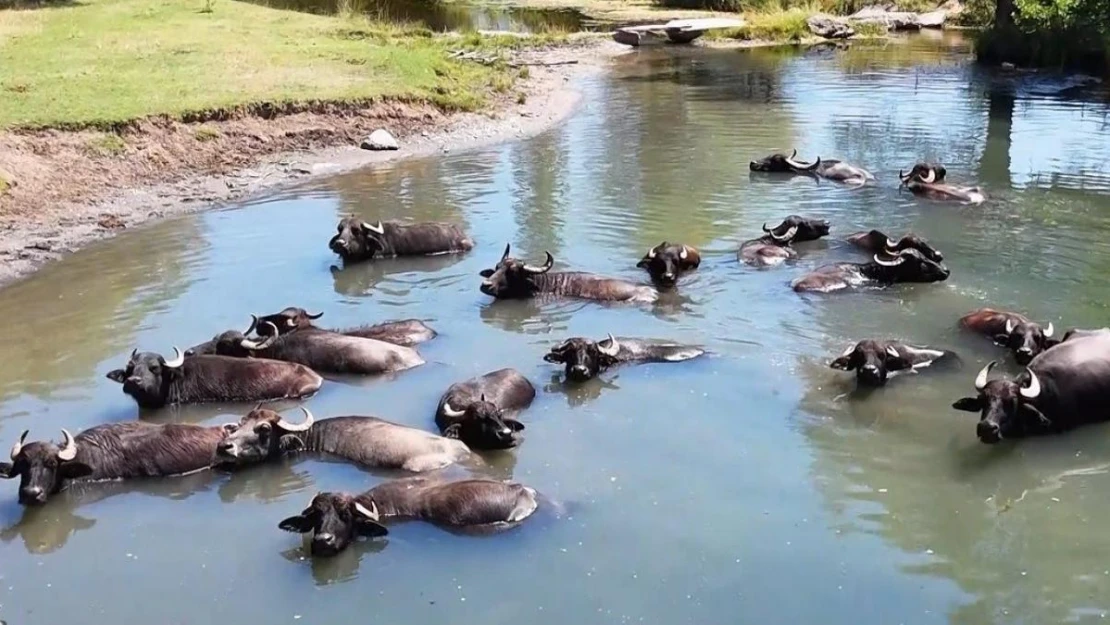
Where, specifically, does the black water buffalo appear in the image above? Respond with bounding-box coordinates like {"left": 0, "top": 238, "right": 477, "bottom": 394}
{"left": 329, "top": 217, "right": 473, "bottom": 262}
{"left": 187, "top": 320, "right": 424, "bottom": 375}
{"left": 791, "top": 248, "right": 950, "bottom": 293}
{"left": 435, "top": 368, "right": 535, "bottom": 450}
{"left": 829, "top": 340, "right": 953, "bottom": 386}
{"left": 0, "top": 422, "right": 234, "bottom": 505}
{"left": 480, "top": 244, "right": 658, "bottom": 303}
{"left": 953, "top": 330, "right": 1110, "bottom": 442}
{"left": 216, "top": 407, "right": 472, "bottom": 472}
{"left": 106, "top": 347, "right": 322, "bottom": 409}
{"left": 251, "top": 306, "right": 436, "bottom": 347}
{"left": 959, "top": 308, "right": 1057, "bottom": 366}
{"left": 739, "top": 216, "right": 831, "bottom": 267}
{"left": 750, "top": 149, "right": 874, "bottom": 185}
{"left": 899, "top": 163, "right": 985, "bottom": 204}
{"left": 279, "top": 477, "right": 539, "bottom": 555}
{"left": 544, "top": 334, "right": 705, "bottom": 382}
{"left": 637, "top": 242, "right": 701, "bottom": 287}
{"left": 845, "top": 229, "right": 943, "bottom": 263}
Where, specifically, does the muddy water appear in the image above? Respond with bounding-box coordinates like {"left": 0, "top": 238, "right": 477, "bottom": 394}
{"left": 5, "top": 33, "right": 1110, "bottom": 624}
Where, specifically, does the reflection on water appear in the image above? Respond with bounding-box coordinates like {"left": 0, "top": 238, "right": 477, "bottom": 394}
{"left": 5, "top": 32, "right": 1110, "bottom": 625}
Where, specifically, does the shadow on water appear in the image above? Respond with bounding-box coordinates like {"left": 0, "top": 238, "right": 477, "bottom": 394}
{"left": 542, "top": 372, "right": 620, "bottom": 408}
{"left": 329, "top": 254, "right": 467, "bottom": 298}
{"left": 244, "top": 0, "right": 599, "bottom": 33}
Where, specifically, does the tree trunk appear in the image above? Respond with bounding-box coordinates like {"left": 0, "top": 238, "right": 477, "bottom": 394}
{"left": 994, "top": 0, "right": 1015, "bottom": 27}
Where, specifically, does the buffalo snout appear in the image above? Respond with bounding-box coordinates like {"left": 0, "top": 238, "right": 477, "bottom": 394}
{"left": 977, "top": 420, "right": 1002, "bottom": 444}
{"left": 18, "top": 485, "right": 46, "bottom": 505}
{"left": 857, "top": 363, "right": 887, "bottom": 386}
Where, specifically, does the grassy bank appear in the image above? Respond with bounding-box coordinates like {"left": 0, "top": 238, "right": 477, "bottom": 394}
{"left": 0, "top": 0, "right": 549, "bottom": 129}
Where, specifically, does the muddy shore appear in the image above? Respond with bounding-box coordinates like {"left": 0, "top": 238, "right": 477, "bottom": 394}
{"left": 0, "top": 38, "right": 625, "bottom": 289}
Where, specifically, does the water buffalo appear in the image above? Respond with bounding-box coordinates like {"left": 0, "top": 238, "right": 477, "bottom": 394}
{"left": 959, "top": 308, "right": 1057, "bottom": 366}
{"left": 436, "top": 368, "right": 535, "bottom": 450}
{"left": 329, "top": 217, "right": 474, "bottom": 262}
{"left": 187, "top": 320, "right": 424, "bottom": 375}
{"left": 899, "top": 163, "right": 985, "bottom": 204}
{"left": 791, "top": 248, "right": 950, "bottom": 293}
{"left": 845, "top": 229, "right": 943, "bottom": 263}
{"left": 251, "top": 306, "right": 436, "bottom": 347}
{"left": 636, "top": 242, "right": 700, "bottom": 287}
{"left": 952, "top": 330, "right": 1110, "bottom": 442}
{"left": 829, "top": 340, "right": 952, "bottom": 386}
{"left": 544, "top": 334, "right": 705, "bottom": 382}
{"left": 480, "top": 244, "right": 657, "bottom": 303}
{"left": 279, "top": 477, "right": 539, "bottom": 555}
{"left": 216, "top": 407, "right": 472, "bottom": 472}
{"left": 750, "top": 150, "right": 874, "bottom": 185}
{"left": 0, "top": 422, "right": 235, "bottom": 505}
{"left": 739, "top": 216, "right": 831, "bottom": 267}
{"left": 106, "top": 347, "right": 322, "bottom": 409}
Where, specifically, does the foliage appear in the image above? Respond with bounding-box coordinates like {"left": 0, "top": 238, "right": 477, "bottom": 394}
{"left": 650, "top": 0, "right": 937, "bottom": 13}
{"left": 976, "top": 0, "right": 1110, "bottom": 72}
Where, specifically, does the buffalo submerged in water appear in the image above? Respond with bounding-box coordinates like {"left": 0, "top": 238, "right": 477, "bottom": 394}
{"left": 435, "top": 368, "right": 535, "bottom": 450}
{"left": 844, "top": 229, "right": 943, "bottom": 263}
{"left": 252, "top": 306, "right": 436, "bottom": 347}
{"left": 829, "top": 339, "right": 954, "bottom": 387}
{"left": 479, "top": 244, "right": 658, "bottom": 303}
{"left": 738, "top": 215, "right": 831, "bottom": 267}
{"left": 959, "top": 307, "right": 1057, "bottom": 366}
{"left": 791, "top": 248, "right": 950, "bottom": 293}
{"left": 544, "top": 334, "right": 705, "bottom": 382}
{"left": 636, "top": 241, "right": 701, "bottom": 287}
{"left": 749, "top": 149, "right": 874, "bottom": 185}
{"left": 329, "top": 217, "right": 474, "bottom": 263}
{"left": 899, "top": 163, "right": 986, "bottom": 204}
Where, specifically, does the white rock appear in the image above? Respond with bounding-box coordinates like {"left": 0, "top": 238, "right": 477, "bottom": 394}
{"left": 361, "top": 129, "right": 399, "bottom": 151}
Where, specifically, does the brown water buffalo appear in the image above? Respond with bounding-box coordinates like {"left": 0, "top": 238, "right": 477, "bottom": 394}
{"left": 279, "top": 476, "right": 539, "bottom": 555}
{"left": 637, "top": 242, "right": 700, "bottom": 287}
{"left": 215, "top": 407, "right": 472, "bottom": 472}
{"left": 1, "top": 423, "right": 235, "bottom": 505}
{"left": 251, "top": 306, "right": 436, "bottom": 347}
{"left": 187, "top": 320, "right": 424, "bottom": 375}
{"left": 106, "top": 348, "right": 322, "bottom": 409}
{"left": 329, "top": 217, "right": 473, "bottom": 262}
{"left": 845, "top": 229, "right": 943, "bottom": 263}
{"left": 480, "top": 244, "right": 657, "bottom": 303}
{"left": 952, "top": 330, "right": 1110, "bottom": 443}
{"left": 544, "top": 334, "right": 705, "bottom": 382}
{"left": 899, "top": 163, "right": 985, "bottom": 204}
{"left": 436, "top": 368, "right": 535, "bottom": 450}
{"left": 750, "top": 150, "right": 874, "bottom": 185}
{"left": 791, "top": 248, "right": 950, "bottom": 293}
{"left": 829, "top": 339, "right": 953, "bottom": 387}
{"left": 739, "top": 216, "right": 831, "bottom": 267}
{"left": 960, "top": 308, "right": 1057, "bottom": 366}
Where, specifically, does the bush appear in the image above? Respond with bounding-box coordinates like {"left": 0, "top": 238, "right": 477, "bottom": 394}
{"left": 976, "top": 0, "right": 1110, "bottom": 72}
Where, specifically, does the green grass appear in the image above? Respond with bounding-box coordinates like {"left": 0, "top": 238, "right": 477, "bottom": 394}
{"left": 701, "top": 7, "right": 813, "bottom": 41}
{"left": 194, "top": 125, "right": 222, "bottom": 142}
{"left": 0, "top": 0, "right": 524, "bottom": 129}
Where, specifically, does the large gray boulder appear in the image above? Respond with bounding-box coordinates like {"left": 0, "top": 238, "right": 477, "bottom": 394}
{"left": 807, "top": 14, "right": 855, "bottom": 39}
{"left": 849, "top": 5, "right": 922, "bottom": 30}
{"left": 361, "top": 129, "right": 399, "bottom": 151}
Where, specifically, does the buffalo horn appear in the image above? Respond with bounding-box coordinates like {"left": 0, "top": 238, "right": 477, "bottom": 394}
{"left": 648, "top": 247, "right": 657, "bottom": 259}
{"left": 442, "top": 401, "right": 466, "bottom": 418}
{"left": 130, "top": 348, "right": 139, "bottom": 361}
{"left": 1005, "top": 318, "right": 1015, "bottom": 334}
{"left": 1044, "top": 322, "right": 1054, "bottom": 338}
{"left": 277, "top": 407, "right": 314, "bottom": 433}
{"left": 10, "top": 430, "right": 29, "bottom": 461}
{"left": 501, "top": 243, "right": 511, "bottom": 262}
{"left": 974, "top": 360, "right": 996, "bottom": 391}
{"left": 886, "top": 237, "right": 899, "bottom": 249}
{"left": 766, "top": 224, "right": 798, "bottom": 243}
{"left": 245, "top": 314, "right": 259, "bottom": 336}
{"left": 1020, "top": 369, "right": 1042, "bottom": 399}
{"left": 872, "top": 253, "right": 905, "bottom": 267}
{"left": 163, "top": 347, "right": 185, "bottom": 368}
{"left": 840, "top": 344, "right": 855, "bottom": 358}
{"left": 240, "top": 323, "right": 280, "bottom": 351}
{"left": 898, "top": 169, "right": 909, "bottom": 184}
{"left": 598, "top": 333, "right": 620, "bottom": 357}
{"left": 921, "top": 169, "right": 936, "bottom": 183}
{"left": 679, "top": 246, "right": 689, "bottom": 260}
{"left": 354, "top": 500, "right": 380, "bottom": 521}
{"left": 57, "top": 429, "right": 78, "bottom": 461}
{"left": 785, "top": 149, "right": 820, "bottom": 171}
{"left": 306, "top": 311, "right": 324, "bottom": 320}
{"left": 523, "top": 252, "right": 554, "bottom": 274}
{"left": 362, "top": 221, "right": 385, "bottom": 235}
{"left": 886, "top": 345, "right": 900, "bottom": 359}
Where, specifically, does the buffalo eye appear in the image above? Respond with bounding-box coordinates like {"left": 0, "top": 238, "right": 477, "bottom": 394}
{"left": 255, "top": 422, "right": 272, "bottom": 434}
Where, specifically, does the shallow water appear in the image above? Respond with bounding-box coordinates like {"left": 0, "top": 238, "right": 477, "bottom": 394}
{"left": 5, "top": 32, "right": 1110, "bottom": 624}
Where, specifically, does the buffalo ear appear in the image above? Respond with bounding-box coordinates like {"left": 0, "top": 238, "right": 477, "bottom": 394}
{"left": 61, "top": 462, "right": 94, "bottom": 480}
{"left": 106, "top": 369, "right": 127, "bottom": 383}
{"left": 952, "top": 397, "right": 982, "bottom": 412}
{"left": 992, "top": 334, "right": 1011, "bottom": 347}
{"left": 279, "top": 435, "right": 305, "bottom": 453}
{"left": 0, "top": 462, "right": 13, "bottom": 479}
{"left": 506, "top": 419, "right": 525, "bottom": 432}
{"left": 543, "top": 352, "right": 564, "bottom": 364}
{"left": 829, "top": 356, "right": 854, "bottom": 371}
{"left": 442, "top": 424, "right": 461, "bottom": 439}
{"left": 278, "top": 515, "right": 314, "bottom": 533}
{"left": 355, "top": 517, "right": 390, "bottom": 538}
{"left": 636, "top": 258, "right": 650, "bottom": 269}
{"left": 479, "top": 269, "right": 494, "bottom": 278}
{"left": 1043, "top": 338, "right": 1061, "bottom": 349}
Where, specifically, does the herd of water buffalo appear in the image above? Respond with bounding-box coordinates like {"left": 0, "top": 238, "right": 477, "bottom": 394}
{"left": 2, "top": 154, "right": 1105, "bottom": 557}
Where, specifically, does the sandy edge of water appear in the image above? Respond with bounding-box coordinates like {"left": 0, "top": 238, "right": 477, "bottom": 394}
{"left": 0, "top": 39, "right": 629, "bottom": 289}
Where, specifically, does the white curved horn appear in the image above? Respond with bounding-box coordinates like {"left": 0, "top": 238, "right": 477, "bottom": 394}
{"left": 1020, "top": 369, "right": 1042, "bottom": 399}
{"left": 679, "top": 246, "right": 689, "bottom": 260}
{"left": 10, "top": 429, "right": 29, "bottom": 461}
{"left": 241, "top": 323, "right": 280, "bottom": 350}
{"left": 921, "top": 169, "right": 936, "bottom": 183}
{"left": 442, "top": 401, "right": 466, "bottom": 418}
{"left": 873, "top": 253, "right": 905, "bottom": 267}
{"left": 362, "top": 221, "right": 385, "bottom": 235}
{"left": 163, "top": 347, "right": 185, "bottom": 368}
{"left": 57, "top": 429, "right": 78, "bottom": 461}
{"left": 1044, "top": 322, "right": 1054, "bottom": 338}
{"left": 840, "top": 344, "right": 855, "bottom": 358}
{"left": 647, "top": 247, "right": 657, "bottom": 259}
{"left": 598, "top": 333, "right": 620, "bottom": 357}
{"left": 276, "top": 407, "right": 314, "bottom": 432}
{"left": 886, "top": 238, "right": 899, "bottom": 249}
{"left": 1005, "top": 318, "right": 1015, "bottom": 334}
{"left": 974, "top": 361, "right": 996, "bottom": 391}
{"left": 886, "top": 345, "right": 900, "bottom": 359}
{"left": 354, "top": 500, "right": 380, "bottom": 521}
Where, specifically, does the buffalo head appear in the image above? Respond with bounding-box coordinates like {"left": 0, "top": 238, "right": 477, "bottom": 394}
{"left": 329, "top": 217, "right": 388, "bottom": 260}
{"left": 106, "top": 347, "right": 187, "bottom": 409}
{"left": 899, "top": 163, "right": 947, "bottom": 185}
{"left": 764, "top": 215, "right": 830, "bottom": 243}
{"left": 952, "top": 361, "right": 1051, "bottom": 443}
{"left": 185, "top": 319, "right": 279, "bottom": 358}
{"left": 544, "top": 334, "right": 621, "bottom": 382}
{"left": 993, "top": 318, "right": 1056, "bottom": 366}
{"left": 479, "top": 244, "right": 554, "bottom": 299}
{"left": 829, "top": 341, "right": 904, "bottom": 386}
{"left": 887, "top": 233, "right": 943, "bottom": 263}
{"left": 637, "top": 242, "right": 699, "bottom": 287}
{"left": 254, "top": 307, "right": 324, "bottom": 337}
{"left": 0, "top": 429, "right": 90, "bottom": 505}
{"left": 279, "top": 492, "right": 388, "bottom": 556}
{"left": 870, "top": 248, "right": 950, "bottom": 283}
{"left": 216, "top": 406, "right": 314, "bottom": 465}
{"left": 440, "top": 395, "right": 524, "bottom": 450}
{"left": 750, "top": 149, "right": 821, "bottom": 173}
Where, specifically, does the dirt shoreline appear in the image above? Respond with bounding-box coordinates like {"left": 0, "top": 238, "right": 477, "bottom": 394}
{"left": 0, "top": 38, "right": 625, "bottom": 289}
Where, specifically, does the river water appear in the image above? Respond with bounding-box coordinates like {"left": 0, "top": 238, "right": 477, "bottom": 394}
{"left": 3, "top": 32, "right": 1110, "bottom": 624}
